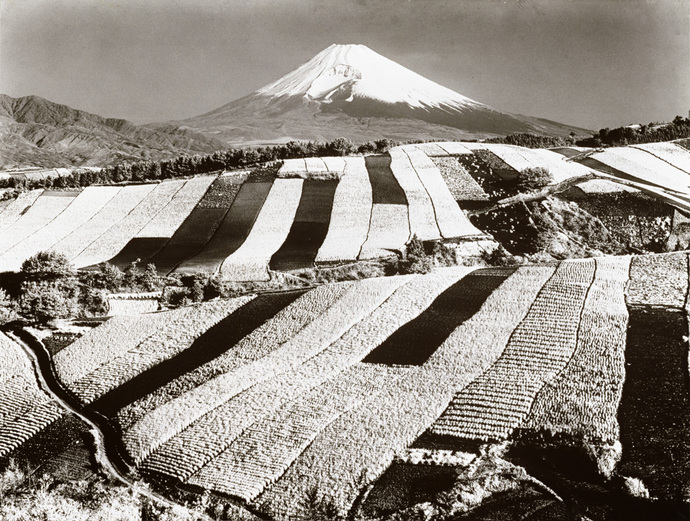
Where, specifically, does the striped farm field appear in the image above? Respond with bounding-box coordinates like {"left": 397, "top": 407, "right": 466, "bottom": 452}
{"left": 52, "top": 183, "right": 158, "bottom": 262}
{"left": 60, "top": 297, "right": 255, "bottom": 405}
{"left": 141, "top": 176, "right": 243, "bottom": 274}
{"left": 0, "top": 333, "right": 64, "bottom": 460}
{"left": 0, "top": 191, "right": 79, "bottom": 255}
{"left": 358, "top": 204, "right": 410, "bottom": 260}
{"left": 6, "top": 252, "right": 685, "bottom": 516}
{"left": 269, "top": 180, "right": 339, "bottom": 271}
{"left": 0, "top": 186, "right": 121, "bottom": 273}
{"left": 431, "top": 259, "right": 595, "bottom": 441}
{"left": 106, "top": 175, "right": 216, "bottom": 269}
{"left": 219, "top": 179, "right": 303, "bottom": 281}
{"left": 173, "top": 180, "right": 266, "bottom": 274}
{"left": 586, "top": 147, "right": 690, "bottom": 194}
{"left": 315, "top": 157, "right": 372, "bottom": 265}
{"left": 72, "top": 181, "right": 184, "bottom": 269}
{"left": 401, "top": 147, "right": 484, "bottom": 237}
{"left": 0, "top": 190, "right": 44, "bottom": 232}
{"left": 388, "top": 148, "right": 441, "bottom": 241}
{"left": 632, "top": 142, "right": 690, "bottom": 175}
{"left": 521, "top": 255, "right": 630, "bottom": 443}
{"left": 618, "top": 251, "right": 690, "bottom": 500}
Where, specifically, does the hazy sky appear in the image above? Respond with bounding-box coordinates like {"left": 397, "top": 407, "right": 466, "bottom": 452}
{"left": 1, "top": 0, "right": 688, "bottom": 130}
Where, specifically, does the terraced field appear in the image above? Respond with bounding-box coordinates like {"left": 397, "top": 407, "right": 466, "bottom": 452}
{"left": 1, "top": 252, "right": 690, "bottom": 518}
{"left": 0, "top": 333, "right": 64, "bottom": 461}
{"left": 3, "top": 140, "right": 690, "bottom": 279}
{"left": 0, "top": 150, "right": 483, "bottom": 280}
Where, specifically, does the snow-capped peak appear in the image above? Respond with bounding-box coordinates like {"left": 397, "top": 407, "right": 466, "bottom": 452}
{"left": 256, "top": 44, "right": 484, "bottom": 110}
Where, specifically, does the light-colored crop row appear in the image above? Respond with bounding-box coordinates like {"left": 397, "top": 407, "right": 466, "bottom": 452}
{"left": 322, "top": 156, "right": 347, "bottom": 172}
{"left": 0, "top": 375, "right": 47, "bottom": 430}
{"left": 117, "top": 282, "right": 353, "bottom": 431}
{"left": 124, "top": 275, "right": 410, "bottom": 465}
{"left": 0, "top": 333, "right": 64, "bottom": 458}
{"left": 278, "top": 159, "right": 307, "bottom": 175}
{"left": 220, "top": 179, "right": 303, "bottom": 281}
{"left": 0, "top": 401, "right": 64, "bottom": 458}
{"left": 522, "top": 255, "right": 630, "bottom": 442}
{"left": 0, "top": 190, "right": 44, "bottom": 232}
{"left": 67, "top": 296, "right": 254, "bottom": 404}
{"left": 71, "top": 181, "right": 184, "bottom": 268}
{"left": 590, "top": 147, "right": 690, "bottom": 194}
{"left": 305, "top": 157, "right": 329, "bottom": 173}
{"left": 516, "top": 148, "right": 595, "bottom": 183}
{"left": 358, "top": 204, "right": 410, "bottom": 260}
{"left": 138, "top": 269, "right": 468, "bottom": 479}
{"left": 388, "top": 148, "right": 441, "bottom": 241}
{"left": 55, "top": 307, "right": 187, "bottom": 385}
{"left": 402, "top": 147, "right": 484, "bottom": 238}
{"left": 627, "top": 252, "right": 688, "bottom": 308}
{"left": 434, "top": 142, "right": 474, "bottom": 155}
{"left": 0, "top": 187, "right": 121, "bottom": 273}
{"left": 0, "top": 332, "right": 31, "bottom": 378}
{"left": 414, "top": 143, "right": 453, "bottom": 157}
{"left": 52, "top": 184, "right": 157, "bottom": 261}
{"left": 632, "top": 142, "right": 690, "bottom": 175}
{"left": 186, "top": 363, "right": 408, "bottom": 501}
{"left": 315, "top": 157, "right": 372, "bottom": 264}
{"left": 135, "top": 176, "right": 215, "bottom": 239}
{"left": 0, "top": 191, "right": 79, "bottom": 255}
{"left": 431, "top": 259, "right": 595, "bottom": 441}
{"left": 255, "top": 265, "right": 555, "bottom": 520}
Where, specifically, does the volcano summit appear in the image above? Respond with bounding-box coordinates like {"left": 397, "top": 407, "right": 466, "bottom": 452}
{"left": 181, "top": 44, "right": 587, "bottom": 145}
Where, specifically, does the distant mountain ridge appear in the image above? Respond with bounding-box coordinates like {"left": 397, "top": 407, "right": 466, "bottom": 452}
{"left": 2, "top": 44, "right": 590, "bottom": 167}
{"left": 180, "top": 44, "right": 589, "bottom": 145}
{"left": 0, "top": 94, "right": 225, "bottom": 168}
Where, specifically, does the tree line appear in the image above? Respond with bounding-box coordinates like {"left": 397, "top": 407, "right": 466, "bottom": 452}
{"left": 0, "top": 138, "right": 397, "bottom": 192}
{"left": 577, "top": 115, "right": 690, "bottom": 147}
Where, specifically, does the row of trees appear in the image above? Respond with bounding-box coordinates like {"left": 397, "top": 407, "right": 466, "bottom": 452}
{"left": 486, "top": 133, "right": 575, "bottom": 149}
{"left": 578, "top": 115, "right": 690, "bottom": 147}
{"left": 0, "top": 138, "right": 398, "bottom": 192}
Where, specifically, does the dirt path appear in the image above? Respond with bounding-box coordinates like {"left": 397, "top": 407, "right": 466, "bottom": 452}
{"left": 8, "top": 329, "right": 214, "bottom": 521}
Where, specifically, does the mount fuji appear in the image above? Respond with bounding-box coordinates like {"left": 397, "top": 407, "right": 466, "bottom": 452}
{"left": 181, "top": 44, "right": 588, "bottom": 145}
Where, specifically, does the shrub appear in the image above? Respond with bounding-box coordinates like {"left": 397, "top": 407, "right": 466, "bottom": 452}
{"left": 515, "top": 167, "right": 553, "bottom": 192}
{"left": 622, "top": 476, "right": 650, "bottom": 498}
{"left": 0, "top": 289, "right": 17, "bottom": 325}
{"left": 398, "top": 235, "right": 432, "bottom": 275}
{"left": 18, "top": 252, "right": 79, "bottom": 324}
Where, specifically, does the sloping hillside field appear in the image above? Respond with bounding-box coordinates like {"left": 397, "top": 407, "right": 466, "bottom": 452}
{"left": 1, "top": 253, "right": 687, "bottom": 518}
{"left": 0, "top": 150, "right": 484, "bottom": 279}
{"left": 3, "top": 140, "right": 690, "bottom": 278}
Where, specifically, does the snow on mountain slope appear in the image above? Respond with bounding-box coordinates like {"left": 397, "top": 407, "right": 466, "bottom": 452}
{"left": 258, "top": 44, "right": 483, "bottom": 111}
{"left": 183, "top": 44, "right": 587, "bottom": 144}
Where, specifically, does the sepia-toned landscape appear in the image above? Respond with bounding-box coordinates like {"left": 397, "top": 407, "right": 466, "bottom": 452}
{"left": 1, "top": 1, "right": 689, "bottom": 520}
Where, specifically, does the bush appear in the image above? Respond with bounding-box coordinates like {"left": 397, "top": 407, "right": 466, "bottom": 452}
{"left": 0, "top": 289, "right": 18, "bottom": 325}
{"left": 515, "top": 167, "right": 553, "bottom": 192}
{"left": 398, "top": 235, "right": 432, "bottom": 275}
{"left": 18, "top": 252, "right": 79, "bottom": 324}
{"left": 622, "top": 476, "right": 650, "bottom": 498}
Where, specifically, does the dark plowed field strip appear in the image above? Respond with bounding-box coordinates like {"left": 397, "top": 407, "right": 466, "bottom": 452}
{"left": 270, "top": 181, "right": 338, "bottom": 271}
{"left": 105, "top": 238, "right": 170, "bottom": 269}
{"left": 176, "top": 182, "right": 273, "bottom": 274}
{"left": 364, "top": 269, "right": 514, "bottom": 366}
{"left": 618, "top": 306, "right": 690, "bottom": 500}
{"left": 365, "top": 155, "right": 407, "bottom": 205}
{"left": 146, "top": 178, "right": 242, "bottom": 274}
{"left": 91, "top": 290, "right": 306, "bottom": 417}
